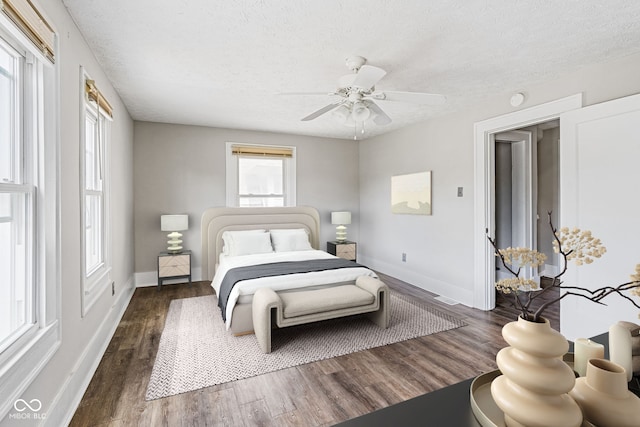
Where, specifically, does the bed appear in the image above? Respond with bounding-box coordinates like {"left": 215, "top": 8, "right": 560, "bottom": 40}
{"left": 201, "top": 206, "right": 385, "bottom": 335}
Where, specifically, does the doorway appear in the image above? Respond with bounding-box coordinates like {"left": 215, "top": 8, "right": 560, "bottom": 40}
{"left": 472, "top": 94, "right": 583, "bottom": 310}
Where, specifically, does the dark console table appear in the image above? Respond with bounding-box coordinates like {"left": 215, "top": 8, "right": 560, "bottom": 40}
{"left": 334, "top": 333, "right": 609, "bottom": 427}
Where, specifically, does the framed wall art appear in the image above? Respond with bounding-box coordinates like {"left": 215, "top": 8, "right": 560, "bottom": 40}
{"left": 391, "top": 171, "right": 432, "bottom": 215}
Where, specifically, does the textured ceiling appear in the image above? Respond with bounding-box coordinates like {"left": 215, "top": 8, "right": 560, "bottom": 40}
{"left": 61, "top": 0, "right": 640, "bottom": 140}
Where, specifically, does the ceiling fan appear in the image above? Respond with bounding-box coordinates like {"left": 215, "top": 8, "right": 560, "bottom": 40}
{"left": 283, "top": 56, "right": 446, "bottom": 130}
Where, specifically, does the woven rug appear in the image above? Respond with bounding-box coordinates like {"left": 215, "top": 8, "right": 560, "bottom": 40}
{"left": 145, "top": 292, "right": 466, "bottom": 400}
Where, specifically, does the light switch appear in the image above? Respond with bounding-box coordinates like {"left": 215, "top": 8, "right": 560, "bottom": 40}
{"left": 457, "top": 187, "right": 463, "bottom": 197}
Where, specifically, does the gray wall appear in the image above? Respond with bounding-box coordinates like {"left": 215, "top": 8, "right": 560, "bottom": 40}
{"left": 358, "top": 51, "right": 640, "bottom": 306}
{"left": 1, "top": 1, "right": 135, "bottom": 425}
{"left": 133, "top": 123, "right": 359, "bottom": 281}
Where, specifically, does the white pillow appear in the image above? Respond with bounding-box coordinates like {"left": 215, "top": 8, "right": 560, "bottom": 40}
{"left": 222, "top": 230, "right": 272, "bottom": 256}
{"left": 270, "top": 228, "right": 313, "bottom": 252}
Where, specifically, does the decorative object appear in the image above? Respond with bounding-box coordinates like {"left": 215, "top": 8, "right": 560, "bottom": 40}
{"left": 160, "top": 214, "right": 188, "bottom": 253}
{"left": 391, "top": 171, "right": 432, "bottom": 215}
{"left": 331, "top": 211, "right": 351, "bottom": 241}
{"left": 609, "top": 321, "right": 640, "bottom": 382}
{"left": 145, "top": 291, "right": 466, "bottom": 400}
{"left": 487, "top": 212, "right": 640, "bottom": 323}
{"left": 486, "top": 213, "right": 640, "bottom": 426}
{"left": 570, "top": 358, "right": 640, "bottom": 427}
{"left": 491, "top": 316, "right": 583, "bottom": 427}
{"left": 574, "top": 338, "right": 605, "bottom": 377}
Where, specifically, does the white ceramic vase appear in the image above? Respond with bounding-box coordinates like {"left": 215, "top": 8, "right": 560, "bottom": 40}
{"left": 491, "top": 316, "right": 582, "bottom": 427}
{"left": 570, "top": 358, "right": 640, "bottom": 427}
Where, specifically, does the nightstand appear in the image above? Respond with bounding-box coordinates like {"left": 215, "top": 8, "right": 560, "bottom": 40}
{"left": 158, "top": 250, "right": 192, "bottom": 289}
{"left": 327, "top": 241, "right": 357, "bottom": 261}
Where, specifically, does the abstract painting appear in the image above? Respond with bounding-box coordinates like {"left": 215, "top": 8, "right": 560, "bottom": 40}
{"left": 391, "top": 171, "right": 432, "bottom": 215}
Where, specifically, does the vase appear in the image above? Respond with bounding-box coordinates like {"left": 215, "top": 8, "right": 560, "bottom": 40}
{"left": 491, "top": 316, "right": 582, "bottom": 427}
{"left": 569, "top": 358, "right": 640, "bottom": 427}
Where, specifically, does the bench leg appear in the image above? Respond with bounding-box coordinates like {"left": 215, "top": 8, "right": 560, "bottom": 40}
{"left": 254, "top": 307, "right": 273, "bottom": 354}
{"left": 367, "top": 288, "right": 390, "bottom": 329}
{"left": 253, "top": 288, "right": 281, "bottom": 354}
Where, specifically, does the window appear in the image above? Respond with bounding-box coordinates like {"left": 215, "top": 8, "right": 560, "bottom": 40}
{"left": 226, "top": 143, "right": 296, "bottom": 207}
{"left": 0, "top": 0, "right": 60, "bottom": 418}
{"left": 80, "top": 70, "right": 112, "bottom": 314}
{"left": 0, "top": 34, "right": 33, "bottom": 355}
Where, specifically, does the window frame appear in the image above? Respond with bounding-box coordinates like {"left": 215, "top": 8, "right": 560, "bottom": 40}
{"left": 225, "top": 142, "right": 296, "bottom": 207}
{"left": 79, "top": 67, "right": 112, "bottom": 316}
{"left": 0, "top": 12, "right": 60, "bottom": 420}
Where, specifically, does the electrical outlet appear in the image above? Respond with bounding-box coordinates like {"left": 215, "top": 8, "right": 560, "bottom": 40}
{"left": 111, "top": 281, "right": 115, "bottom": 296}
{"left": 402, "top": 253, "right": 406, "bottom": 262}
{"left": 457, "top": 187, "right": 463, "bottom": 197}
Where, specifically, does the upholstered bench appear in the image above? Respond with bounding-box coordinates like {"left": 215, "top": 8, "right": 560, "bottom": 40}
{"left": 252, "top": 275, "right": 390, "bottom": 353}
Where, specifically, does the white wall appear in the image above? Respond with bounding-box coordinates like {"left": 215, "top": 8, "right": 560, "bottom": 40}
{"left": 133, "top": 122, "right": 359, "bottom": 284}
{"left": 358, "top": 52, "right": 640, "bottom": 318}
{"left": 0, "top": 1, "right": 135, "bottom": 425}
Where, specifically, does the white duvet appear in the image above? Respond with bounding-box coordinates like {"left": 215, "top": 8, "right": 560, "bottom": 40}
{"left": 211, "top": 249, "right": 376, "bottom": 329}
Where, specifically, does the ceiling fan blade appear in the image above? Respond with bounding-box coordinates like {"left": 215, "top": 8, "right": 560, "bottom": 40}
{"left": 277, "top": 92, "right": 335, "bottom": 96}
{"left": 301, "top": 102, "right": 342, "bottom": 121}
{"left": 366, "top": 101, "right": 392, "bottom": 126}
{"left": 372, "top": 91, "right": 446, "bottom": 105}
{"left": 351, "top": 65, "right": 387, "bottom": 90}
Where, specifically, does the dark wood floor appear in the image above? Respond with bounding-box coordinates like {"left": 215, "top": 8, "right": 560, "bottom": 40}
{"left": 70, "top": 274, "right": 559, "bottom": 427}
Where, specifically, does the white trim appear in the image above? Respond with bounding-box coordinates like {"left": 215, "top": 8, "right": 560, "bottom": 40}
{"left": 0, "top": 19, "right": 60, "bottom": 420}
{"left": 359, "top": 255, "right": 474, "bottom": 307}
{"left": 44, "top": 277, "right": 134, "bottom": 427}
{"left": 473, "top": 94, "right": 583, "bottom": 310}
{"left": 0, "top": 322, "right": 60, "bottom": 419}
{"left": 79, "top": 66, "right": 112, "bottom": 317}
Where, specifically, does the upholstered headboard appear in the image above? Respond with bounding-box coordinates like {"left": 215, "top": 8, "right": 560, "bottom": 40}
{"left": 200, "top": 206, "right": 321, "bottom": 281}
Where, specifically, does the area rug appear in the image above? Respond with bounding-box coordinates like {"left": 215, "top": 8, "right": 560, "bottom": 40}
{"left": 145, "top": 292, "right": 466, "bottom": 400}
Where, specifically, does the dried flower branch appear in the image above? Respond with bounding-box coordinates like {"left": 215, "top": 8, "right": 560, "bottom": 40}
{"left": 488, "top": 212, "right": 640, "bottom": 322}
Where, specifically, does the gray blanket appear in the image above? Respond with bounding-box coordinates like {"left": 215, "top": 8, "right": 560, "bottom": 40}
{"left": 217, "top": 258, "right": 366, "bottom": 321}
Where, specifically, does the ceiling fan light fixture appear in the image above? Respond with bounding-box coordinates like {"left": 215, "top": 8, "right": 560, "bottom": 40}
{"left": 352, "top": 101, "right": 370, "bottom": 121}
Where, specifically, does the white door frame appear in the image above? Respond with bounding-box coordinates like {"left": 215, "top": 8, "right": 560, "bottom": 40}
{"left": 473, "top": 94, "right": 583, "bottom": 310}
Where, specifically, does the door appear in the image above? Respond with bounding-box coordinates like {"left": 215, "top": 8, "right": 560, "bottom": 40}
{"left": 559, "top": 92, "right": 640, "bottom": 340}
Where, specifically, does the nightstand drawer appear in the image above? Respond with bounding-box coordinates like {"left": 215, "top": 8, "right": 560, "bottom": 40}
{"left": 327, "top": 241, "right": 357, "bottom": 261}
{"left": 158, "top": 254, "right": 190, "bottom": 278}
{"left": 336, "top": 244, "right": 356, "bottom": 260}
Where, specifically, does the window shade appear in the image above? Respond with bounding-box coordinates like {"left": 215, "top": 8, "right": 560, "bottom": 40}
{"left": 1, "top": 0, "right": 55, "bottom": 63}
{"left": 85, "top": 79, "right": 113, "bottom": 118}
{"left": 231, "top": 145, "right": 293, "bottom": 158}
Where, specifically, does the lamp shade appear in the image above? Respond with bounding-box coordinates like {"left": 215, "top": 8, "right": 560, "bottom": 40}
{"left": 161, "top": 214, "right": 189, "bottom": 231}
{"left": 331, "top": 211, "right": 351, "bottom": 225}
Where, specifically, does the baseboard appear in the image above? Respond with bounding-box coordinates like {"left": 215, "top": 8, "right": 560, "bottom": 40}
{"left": 44, "top": 276, "right": 135, "bottom": 427}
{"left": 359, "top": 255, "right": 474, "bottom": 307}
{"left": 135, "top": 268, "right": 202, "bottom": 287}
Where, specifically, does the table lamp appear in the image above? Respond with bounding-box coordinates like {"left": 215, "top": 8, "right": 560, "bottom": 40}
{"left": 331, "top": 211, "right": 351, "bottom": 242}
{"left": 161, "top": 214, "right": 188, "bottom": 253}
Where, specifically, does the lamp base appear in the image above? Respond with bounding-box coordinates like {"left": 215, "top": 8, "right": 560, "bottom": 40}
{"left": 167, "top": 232, "right": 183, "bottom": 253}
{"left": 335, "top": 225, "right": 347, "bottom": 242}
